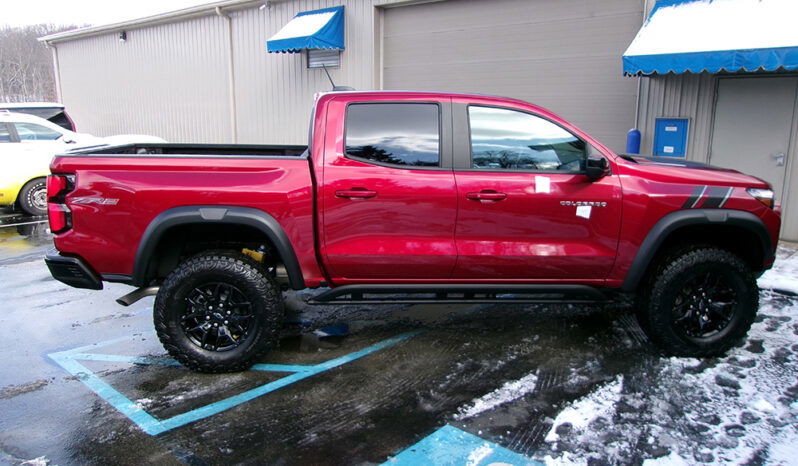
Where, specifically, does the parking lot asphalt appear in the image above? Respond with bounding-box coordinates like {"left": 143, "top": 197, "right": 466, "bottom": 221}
{"left": 1, "top": 208, "right": 797, "bottom": 465}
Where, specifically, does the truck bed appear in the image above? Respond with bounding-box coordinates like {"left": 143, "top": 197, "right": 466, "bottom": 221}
{"left": 67, "top": 143, "right": 308, "bottom": 157}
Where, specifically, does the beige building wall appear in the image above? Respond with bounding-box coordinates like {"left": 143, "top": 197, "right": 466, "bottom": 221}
{"left": 53, "top": 14, "right": 233, "bottom": 143}
{"left": 49, "top": 0, "right": 643, "bottom": 150}
{"left": 637, "top": 73, "right": 798, "bottom": 240}
{"left": 381, "top": 0, "right": 643, "bottom": 152}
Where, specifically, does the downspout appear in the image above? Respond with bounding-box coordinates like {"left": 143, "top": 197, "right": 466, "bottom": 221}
{"left": 216, "top": 6, "right": 238, "bottom": 143}
{"left": 635, "top": 0, "right": 650, "bottom": 129}
{"left": 47, "top": 42, "right": 63, "bottom": 102}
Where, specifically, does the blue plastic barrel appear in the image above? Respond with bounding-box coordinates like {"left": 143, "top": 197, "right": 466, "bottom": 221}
{"left": 626, "top": 128, "right": 641, "bottom": 154}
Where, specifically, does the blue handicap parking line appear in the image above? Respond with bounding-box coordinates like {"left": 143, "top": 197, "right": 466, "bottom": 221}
{"left": 384, "top": 424, "right": 542, "bottom": 466}
{"left": 49, "top": 330, "right": 422, "bottom": 435}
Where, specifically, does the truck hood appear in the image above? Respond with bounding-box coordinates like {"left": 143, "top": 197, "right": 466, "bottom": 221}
{"left": 617, "top": 154, "right": 771, "bottom": 188}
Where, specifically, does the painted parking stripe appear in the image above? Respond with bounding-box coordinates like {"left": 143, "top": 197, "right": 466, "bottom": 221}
{"left": 49, "top": 330, "right": 422, "bottom": 435}
{"left": 383, "top": 424, "right": 542, "bottom": 466}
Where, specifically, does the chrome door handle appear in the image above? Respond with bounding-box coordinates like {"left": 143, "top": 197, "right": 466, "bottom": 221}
{"left": 771, "top": 153, "right": 785, "bottom": 166}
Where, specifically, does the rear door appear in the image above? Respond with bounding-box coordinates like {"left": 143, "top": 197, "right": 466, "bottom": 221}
{"left": 451, "top": 100, "right": 623, "bottom": 280}
{"left": 319, "top": 95, "right": 457, "bottom": 281}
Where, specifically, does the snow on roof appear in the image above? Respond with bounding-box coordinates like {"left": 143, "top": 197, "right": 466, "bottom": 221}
{"left": 626, "top": 0, "right": 798, "bottom": 56}
{"left": 623, "top": 0, "right": 798, "bottom": 74}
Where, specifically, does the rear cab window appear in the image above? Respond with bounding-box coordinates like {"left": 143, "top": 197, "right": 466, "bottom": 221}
{"left": 345, "top": 103, "right": 440, "bottom": 168}
{"left": 468, "top": 106, "right": 588, "bottom": 172}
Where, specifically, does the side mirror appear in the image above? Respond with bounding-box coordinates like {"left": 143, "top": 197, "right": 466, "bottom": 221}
{"left": 585, "top": 157, "right": 609, "bottom": 181}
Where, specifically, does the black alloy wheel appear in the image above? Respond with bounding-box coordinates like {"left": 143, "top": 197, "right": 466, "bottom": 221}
{"left": 637, "top": 247, "right": 758, "bottom": 357}
{"left": 154, "top": 251, "right": 283, "bottom": 373}
{"left": 181, "top": 283, "right": 255, "bottom": 352}
{"left": 671, "top": 271, "right": 738, "bottom": 338}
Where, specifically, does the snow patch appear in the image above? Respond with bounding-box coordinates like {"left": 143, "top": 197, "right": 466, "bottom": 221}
{"left": 465, "top": 443, "right": 494, "bottom": 466}
{"left": 20, "top": 457, "right": 50, "bottom": 466}
{"left": 642, "top": 451, "right": 689, "bottom": 466}
{"left": 454, "top": 371, "right": 539, "bottom": 420}
{"left": 544, "top": 376, "right": 623, "bottom": 442}
{"left": 752, "top": 398, "right": 776, "bottom": 413}
{"left": 766, "top": 429, "right": 798, "bottom": 465}
{"left": 758, "top": 247, "right": 798, "bottom": 294}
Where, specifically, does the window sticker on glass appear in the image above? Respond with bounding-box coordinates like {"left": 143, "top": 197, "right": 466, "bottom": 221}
{"left": 468, "top": 106, "right": 586, "bottom": 172}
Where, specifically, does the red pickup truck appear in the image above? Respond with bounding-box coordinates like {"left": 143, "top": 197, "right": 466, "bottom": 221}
{"left": 45, "top": 91, "right": 781, "bottom": 372}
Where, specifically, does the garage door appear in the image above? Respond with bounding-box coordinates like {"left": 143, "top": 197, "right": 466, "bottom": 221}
{"left": 382, "top": 0, "right": 641, "bottom": 152}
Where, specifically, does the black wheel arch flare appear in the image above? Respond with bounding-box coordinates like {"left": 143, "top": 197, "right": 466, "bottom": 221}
{"left": 622, "top": 209, "right": 774, "bottom": 292}
{"left": 132, "top": 206, "right": 305, "bottom": 290}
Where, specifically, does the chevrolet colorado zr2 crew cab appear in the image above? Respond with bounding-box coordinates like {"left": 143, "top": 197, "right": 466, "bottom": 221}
{"left": 44, "top": 91, "right": 781, "bottom": 373}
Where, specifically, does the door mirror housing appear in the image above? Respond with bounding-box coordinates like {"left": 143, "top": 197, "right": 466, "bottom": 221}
{"left": 585, "top": 157, "right": 609, "bottom": 181}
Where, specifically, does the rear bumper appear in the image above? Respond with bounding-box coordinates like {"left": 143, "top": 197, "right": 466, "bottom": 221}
{"left": 45, "top": 249, "right": 103, "bottom": 290}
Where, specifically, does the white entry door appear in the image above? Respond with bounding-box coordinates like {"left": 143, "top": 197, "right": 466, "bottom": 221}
{"left": 710, "top": 77, "right": 797, "bottom": 238}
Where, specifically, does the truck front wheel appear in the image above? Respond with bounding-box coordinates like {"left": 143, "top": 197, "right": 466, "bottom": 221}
{"left": 154, "top": 252, "right": 283, "bottom": 373}
{"left": 637, "top": 247, "right": 758, "bottom": 357}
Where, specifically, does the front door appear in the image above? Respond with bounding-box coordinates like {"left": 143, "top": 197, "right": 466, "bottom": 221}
{"left": 320, "top": 97, "right": 458, "bottom": 281}
{"left": 710, "top": 77, "right": 797, "bottom": 237}
{"left": 451, "top": 103, "right": 623, "bottom": 280}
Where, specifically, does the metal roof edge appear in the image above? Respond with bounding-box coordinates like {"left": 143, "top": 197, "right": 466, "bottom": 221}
{"left": 38, "top": 0, "right": 279, "bottom": 44}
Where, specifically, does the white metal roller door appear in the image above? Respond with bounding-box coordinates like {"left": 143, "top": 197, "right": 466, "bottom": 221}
{"left": 381, "top": 0, "right": 642, "bottom": 152}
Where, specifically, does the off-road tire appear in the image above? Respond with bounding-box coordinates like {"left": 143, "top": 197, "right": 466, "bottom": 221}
{"left": 154, "top": 251, "right": 283, "bottom": 373}
{"left": 19, "top": 178, "right": 47, "bottom": 216}
{"left": 637, "top": 247, "right": 758, "bottom": 357}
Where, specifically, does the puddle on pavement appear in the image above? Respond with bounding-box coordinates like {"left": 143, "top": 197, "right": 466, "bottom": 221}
{"left": 59, "top": 304, "right": 651, "bottom": 465}
{"left": 85, "top": 361, "right": 288, "bottom": 419}
{"left": 0, "top": 218, "right": 52, "bottom": 253}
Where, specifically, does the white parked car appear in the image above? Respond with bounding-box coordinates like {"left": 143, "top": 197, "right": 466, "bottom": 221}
{"left": 0, "top": 111, "right": 165, "bottom": 215}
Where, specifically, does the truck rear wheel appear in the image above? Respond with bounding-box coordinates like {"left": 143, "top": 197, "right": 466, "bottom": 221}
{"left": 637, "top": 247, "right": 758, "bottom": 357}
{"left": 154, "top": 251, "right": 283, "bottom": 373}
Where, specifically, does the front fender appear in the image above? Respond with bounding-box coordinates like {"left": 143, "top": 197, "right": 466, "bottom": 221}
{"left": 621, "top": 209, "right": 774, "bottom": 291}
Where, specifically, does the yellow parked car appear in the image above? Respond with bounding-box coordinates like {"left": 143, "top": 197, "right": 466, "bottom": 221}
{"left": 0, "top": 111, "right": 164, "bottom": 215}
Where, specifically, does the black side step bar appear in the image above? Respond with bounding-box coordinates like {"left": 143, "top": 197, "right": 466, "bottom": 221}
{"left": 307, "top": 284, "right": 607, "bottom": 305}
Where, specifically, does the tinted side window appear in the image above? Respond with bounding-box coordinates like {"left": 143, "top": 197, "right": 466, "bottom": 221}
{"left": 469, "top": 106, "right": 586, "bottom": 171}
{"left": 14, "top": 123, "right": 62, "bottom": 141}
{"left": 346, "top": 103, "right": 440, "bottom": 167}
{"left": 0, "top": 124, "right": 11, "bottom": 143}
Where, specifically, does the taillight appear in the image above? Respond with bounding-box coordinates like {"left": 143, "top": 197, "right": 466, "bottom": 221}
{"left": 47, "top": 174, "right": 74, "bottom": 200}
{"left": 47, "top": 174, "right": 75, "bottom": 233}
{"left": 48, "top": 203, "right": 71, "bottom": 233}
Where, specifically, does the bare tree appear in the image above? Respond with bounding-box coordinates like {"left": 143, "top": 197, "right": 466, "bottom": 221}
{"left": 0, "top": 24, "right": 78, "bottom": 103}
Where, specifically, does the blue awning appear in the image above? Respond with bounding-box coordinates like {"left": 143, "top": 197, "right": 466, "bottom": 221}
{"left": 267, "top": 6, "right": 345, "bottom": 53}
{"left": 623, "top": 0, "right": 798, "bottom": 75}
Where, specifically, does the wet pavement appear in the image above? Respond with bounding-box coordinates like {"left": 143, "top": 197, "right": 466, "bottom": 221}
{"left": 1, "top": 210, "right": 796, "bottom": 465}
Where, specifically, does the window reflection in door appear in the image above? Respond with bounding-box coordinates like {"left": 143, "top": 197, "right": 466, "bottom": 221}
{"left": 468, "top": 106, "right": 587, "bottom": 171}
